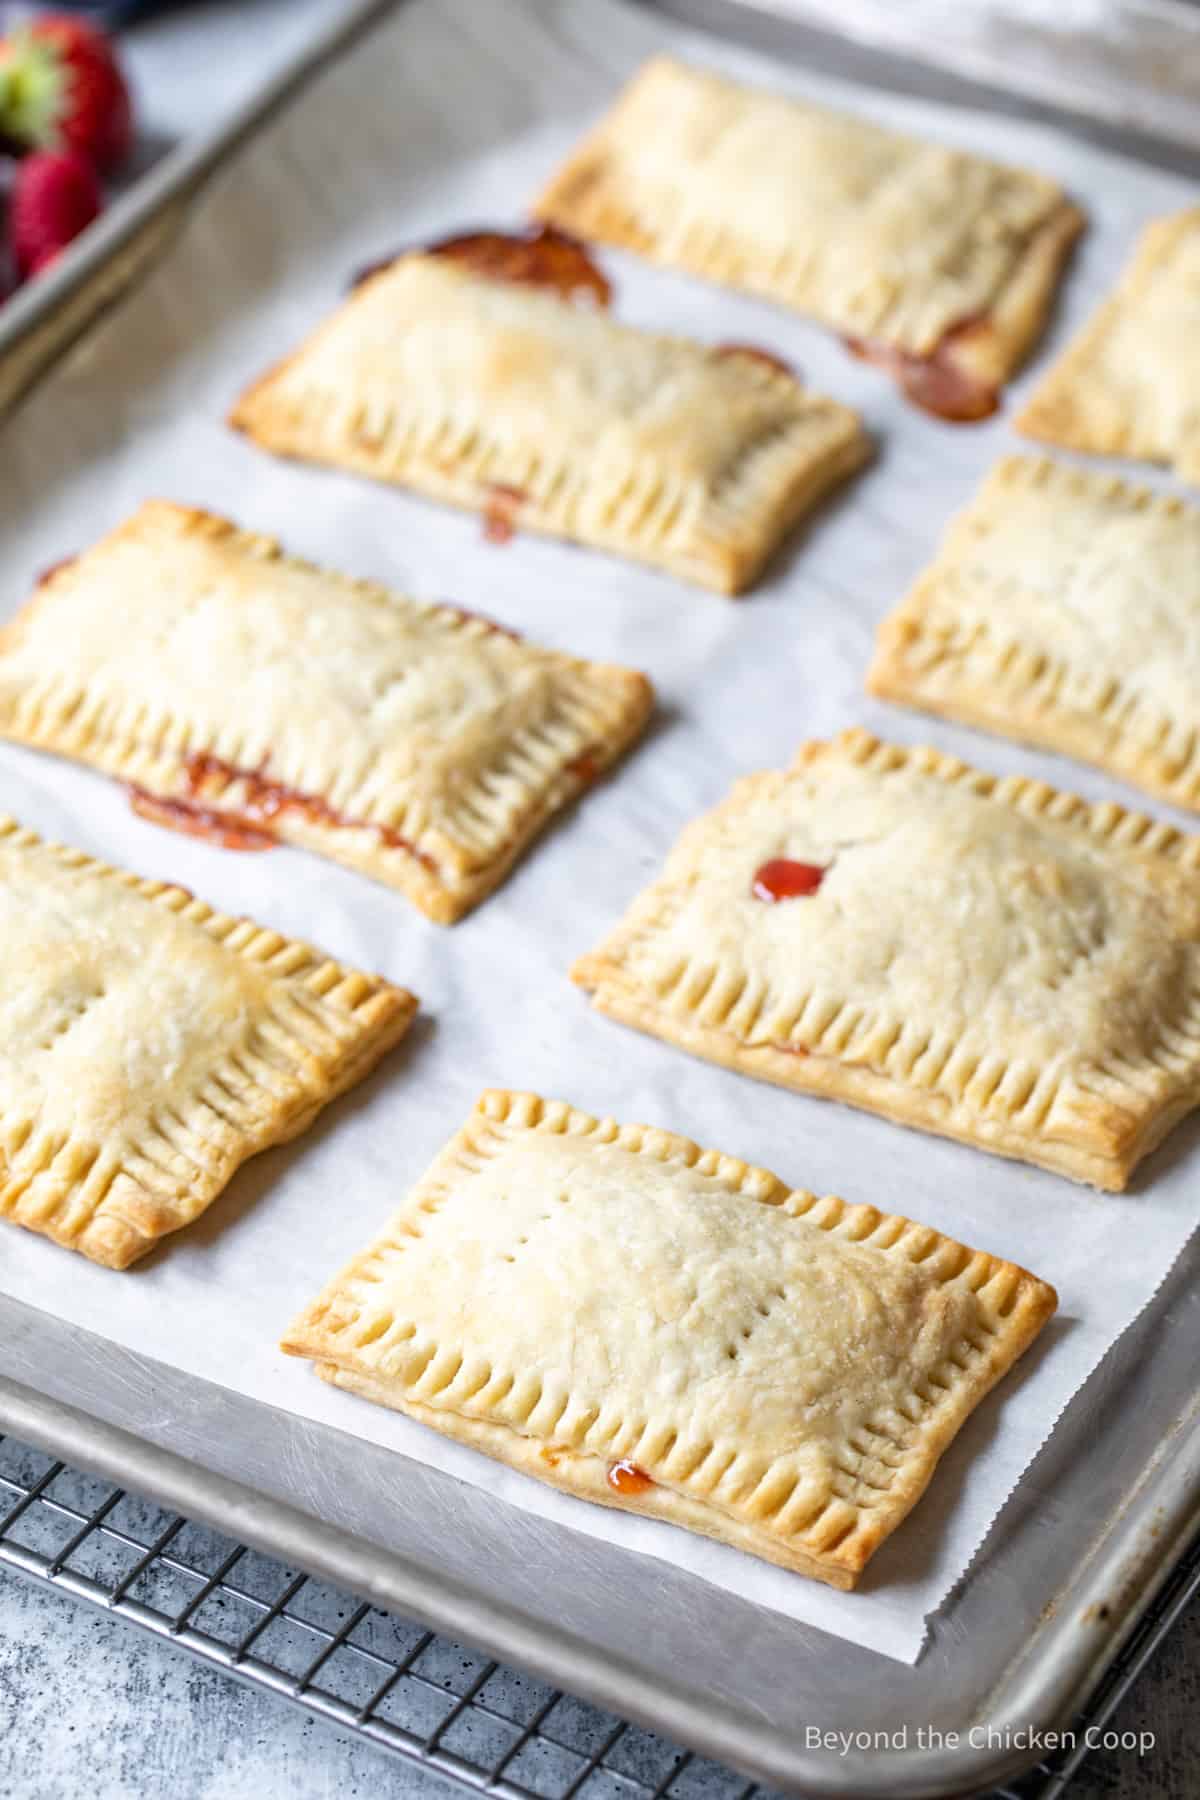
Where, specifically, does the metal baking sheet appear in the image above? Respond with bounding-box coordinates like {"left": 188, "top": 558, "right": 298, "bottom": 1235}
{"left": 0, "top": 0, "right": 394, "bottom": 422}
{"left": 2, "top": 0, "right": 1200, "bottom": 1790}
{"left": 706, "top": 0, "right": 1200, "bottom": 154}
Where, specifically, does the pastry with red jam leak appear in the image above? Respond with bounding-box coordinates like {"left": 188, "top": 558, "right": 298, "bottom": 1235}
{"left": 845, "top": 318, "right": 1000, "bottom": 423}
{"left": 0, "top": 499, "right": 653, "bottom": 923}
{"left": 354, "top": 223, "right": 612, "bottom": 308}
{"left": 482, "top": 482, "right": 526, "bottom": 546}
{"left": 567, "top": 748, "right": 602, "bottom": 785}
{"left": 150, "top": 751, "right": 440, "bottom": 870}
{"left": 234, "top": 241, "right": 868, "bottom": 595}
{"left": 129, "top": 787, "right": 275, "bottom": 852}
{"left": 607, "top": 1460, "right": 655, "bottom": 1496}
{"left": 752, "top": 858, "right": 826, "bottom": 901}
{"left": 282, "top": 1089, "right": 1057, "bottom": 1587}
{"left": 534, "top": 57, "right": 1084, "bottom": 411}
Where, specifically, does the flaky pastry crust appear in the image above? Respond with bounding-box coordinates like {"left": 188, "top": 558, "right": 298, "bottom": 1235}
{"left": 573, "top": 730, "right": 1200, "bottom": 1189}
{"left": 0, "top": 818, "right": 416, "bottom": 1268}
{"left": 283, "top": 1090, "right": 1055, "bottom": 1588}
{"left": 230, "top": 255, "right": 869, "bottom": 595}
{"left": 1017, "top": 209, "right": 1200, "bottom": 482}
{"left": 868, "top": 456, "right": 1200, "bottom": 812}
{"left": 535, "top": 58, "right": 1083, "bottom": 387}
{"left": 0, "top": 501, "right": 653, "bottom": 922}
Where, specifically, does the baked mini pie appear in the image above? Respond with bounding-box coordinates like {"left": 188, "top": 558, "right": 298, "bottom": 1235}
{"left": 868, "top": 456, "right": 1200, "bottom": 812}
{"left": 0, "top": 816, "right": 415, "bottom": 1269}
{"left": 282, "top": 1089, "right": 1056, "bottom": 1589}
{"left": 534, "top": 57, "right": 1084, "bottom": 420}
{"left": 1017, "top": 210, "right": 1200, "bottom": 482}
{"left": 573, "top": 730, "right": 1200, "bottom": 1190}
{"left": 229, "top": 244, "right": 869, "bottom": 594}
{"left": 0, "top": 502, "right": 653, "bottom": 923}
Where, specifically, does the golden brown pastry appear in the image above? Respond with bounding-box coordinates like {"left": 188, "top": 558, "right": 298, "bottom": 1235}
{"left": 535, "top": 57, "right": 1084, "bottom": 418}
{"left": 283, "top": 1090, "right": 1055, "bottom": 1588}
{"left": 1017, "top": 209, "right": 1200, "bottom": 482}
{"left": 0, "top": 501, "right": 653, "bottom": 922}
{"left": 868, "top": 455, "right": 1200, "bottom": 812}
{"left": 0, "top": 817, "right": 415, "bottom": 1268}
{"left": 230, "top": 249, "right": 868, "bottom": 593}
{"left": 574, "top": 729, "right": 1200, "bottom": 1189}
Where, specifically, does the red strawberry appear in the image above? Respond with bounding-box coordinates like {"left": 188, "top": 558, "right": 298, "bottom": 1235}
{"left": 0, "top": 14, "right": 132, "bottom": 173}
{"left": 9, "top": 150, "right": 102, "bottom": 280}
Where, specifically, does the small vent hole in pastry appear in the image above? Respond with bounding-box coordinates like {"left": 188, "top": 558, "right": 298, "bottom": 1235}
{"left": 37, "top": 979, "right": 106, "bottom": 1050}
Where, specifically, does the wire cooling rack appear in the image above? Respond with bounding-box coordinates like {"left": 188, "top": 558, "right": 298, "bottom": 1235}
{"left": 2, "top": 1432, "right": 1197, "bottom": 1800}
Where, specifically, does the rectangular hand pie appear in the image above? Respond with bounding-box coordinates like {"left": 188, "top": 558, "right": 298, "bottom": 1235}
{"left": 573, "top": 730, "right": 1200, "bottom": 1190}
{"left": 229, "top": 249, "right": 868, "bottom": 593}
{"left": 0, "top": 816, "right": 415, "bottom": 1268}
{"left": 282, "top": 1090, "right": 1056, "bottom": 1589}
{"left": 534, "top": 58, "right": 1084, "bottom": 418}
{"left": 0, "top": 502, "right": 653, "bottom": 922}
{"left": 868, "top": 456, "right": 1200, "bottom": 812}
{"left": 1017, "top": 210, "right": 1200, "bottom": 482}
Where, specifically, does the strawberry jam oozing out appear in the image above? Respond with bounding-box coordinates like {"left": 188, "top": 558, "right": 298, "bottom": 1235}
{"left": 129, "top": 752, "right": 438, "bottom": 871}
{"left": 713, "top": 343, "right": 797, "bottom": 379}
{"left": 567, "top": 748, "right": 602, "bottom": 785}
{"left": 482, "top": 483, "right": 527, "bottom": 546}
{"left": 354, "top": 224, "right": 612, "bottom": 308}
{"left": 129, "top": 789, "right": 275, "bottom": 853}
{"left": 752, "top": 858, "right": 826, "bottom": 902}
{"left": 607, "top": 1460, "right": 655, "bottom": 1497}
{"left": 844, "top": 317, "right": 999, "bottom": 423}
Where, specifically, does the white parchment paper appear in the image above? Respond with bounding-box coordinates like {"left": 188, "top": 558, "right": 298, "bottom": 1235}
{"left": 0, "top": 0, "right": 1198, "bottom": 1665}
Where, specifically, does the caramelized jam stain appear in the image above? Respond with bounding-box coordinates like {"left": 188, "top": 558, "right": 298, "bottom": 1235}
{"left": 844, "top": 317, "right": 999, "bottom": 423}
{"left": 129, "top": 751, "right": 438, "bottom": 871}
{"left": 482, "top": 482, "right": 526, "bottom": 546}
{"left": 752, "top": 858, "right": 826, "bottom": 902}
{"left": 354, "top": 224, "right": 612, "bottom": 308}
{"left": 607, "top": 1460, "right": 655, "bottom": 1496}
{"left": 567, "top": 748, "right": 602, "bottom": 785}
{"left": 129, "top": 788, "right": 275, "bottom": 852}
{"left": 713, "top": 343, "right": 797, "bottom": 379}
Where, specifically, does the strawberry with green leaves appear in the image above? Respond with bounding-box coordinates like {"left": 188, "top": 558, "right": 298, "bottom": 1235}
{"left": 0, "top": 12, "right": 132, "bottom": 174}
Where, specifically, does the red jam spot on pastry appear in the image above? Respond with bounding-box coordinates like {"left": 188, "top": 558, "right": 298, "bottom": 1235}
{"left": 567, "top": 748, "right": 602, "bottom": 785}
{"left": 131, "top": 753, "right": 439, "bottom": 872}
{"left": 607, "top": 1460, "right": 655, "bottom": 1496}
{"left": 844, "top": 317, "right": 999, "bottom": 423}
{"left": 483, "top": 482, "right": 527, "bottom": 546}
{"left": 354, "top": 224, "right": 612, "bottom": 309}
{"left": 129, "top": 788, "right": 276, "bottom": 852}
{"left": 752, "top": 858, "right": 826, "bottom": 902}
{"left": 713, "top": 343, "right": 797, "bottom": 379}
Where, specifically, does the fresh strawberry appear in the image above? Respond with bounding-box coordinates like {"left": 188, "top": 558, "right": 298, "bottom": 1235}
{"left": 9, "top": 149, "right": 102, "bottom": 280}
{"left": 0, "top": 14, "right": 132, "bottom": 173}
